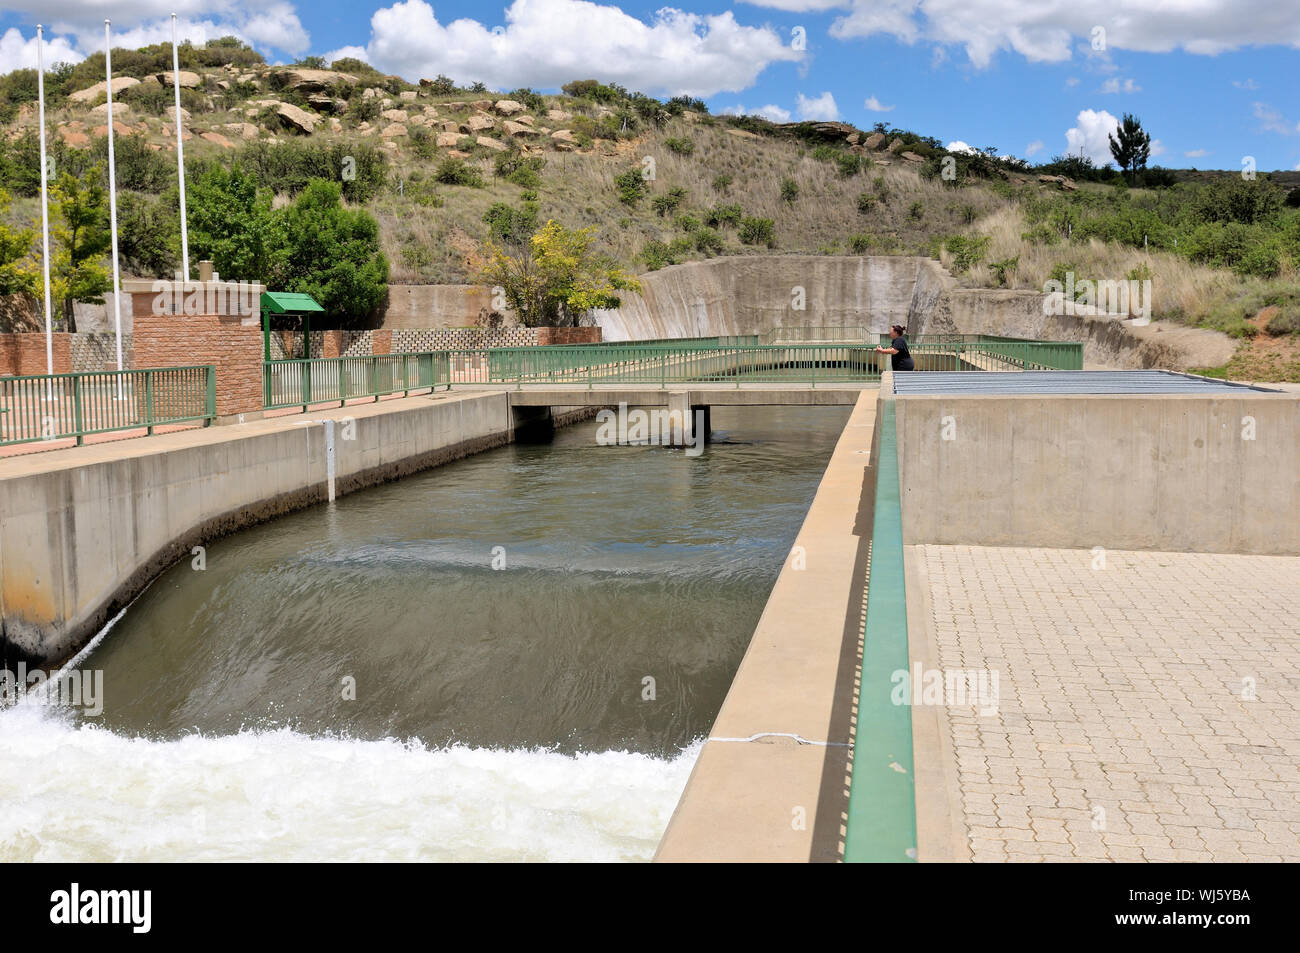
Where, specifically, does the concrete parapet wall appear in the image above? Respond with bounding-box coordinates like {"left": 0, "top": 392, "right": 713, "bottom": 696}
{"left": 896, "top": 392, "right": 1300, "bottom": 554}
{"left": 0, "top": 392, "right": 513, "bottom": 667}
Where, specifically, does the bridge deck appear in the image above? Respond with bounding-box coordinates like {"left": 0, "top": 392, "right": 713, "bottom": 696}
{"left": 451, "top": 382, "right": 875, "bottom": 406}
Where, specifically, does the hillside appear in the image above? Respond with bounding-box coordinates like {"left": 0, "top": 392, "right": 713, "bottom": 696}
{"left": 1, "top": 39, "right": 1298, "bottom": 379}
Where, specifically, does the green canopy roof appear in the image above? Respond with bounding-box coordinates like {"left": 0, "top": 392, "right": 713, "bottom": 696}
{"left": 261, "top": 291, "right": 324, "bottom": 314}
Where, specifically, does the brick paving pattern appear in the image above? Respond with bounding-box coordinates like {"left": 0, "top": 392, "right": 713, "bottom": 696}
{"left": 920, "top": 545, "right": 1300, "bottom": 862}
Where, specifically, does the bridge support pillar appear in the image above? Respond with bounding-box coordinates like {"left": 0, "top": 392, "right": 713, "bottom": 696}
{"left": 666, "top": 392, "right": 711, "bottom": 449}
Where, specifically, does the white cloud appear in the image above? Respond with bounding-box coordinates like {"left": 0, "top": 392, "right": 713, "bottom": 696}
{"left": 1025, "top": 139, "right": 1045, "bottom": 156}
{"left": 741, "top": 0, "right": 1300, "bottom": 68}
{"left": 1253, "top": 102, "right": 1297, "bottom": 135}
{"left": 1184, "top": 148, "right": 1209, "bottom": 157}
{"left": 1100, "top": 78, "right": 1141, "bottom": 94}
{"left": 863, "top": 95, "right": 894, "bottom": 111}
{"left": 1064, "top": 108, "right": 1119, "bottom": 165}
{"left": 946, "top": 140, "right": 977, "bottom": 154}
{"left": 0, "top": 27, "right": 83, "bottom": 73}
{"left": 332, "top": 0, "right": 802, "bottom": 97}
{"left": 0, "top": 4, "right": 310, "bottom": 63}
{"left": 1065, "top": 77, "right": 1080, "bottom": 87}
{"left": 1233, "top": 78, "right": 1260, "bottom": 90}
{"left": 720, "top": 102, "right": 792, "bottom": 123}
{"left": 796, "top": 90, "right": 839, "bottom": 120}
{"left": 1294, "top": 160, "right": 1300, "bottom": 171}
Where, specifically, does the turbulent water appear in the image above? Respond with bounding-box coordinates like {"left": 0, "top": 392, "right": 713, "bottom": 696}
{"left": 0, "top": 406, "right": 850, "bottom": 862}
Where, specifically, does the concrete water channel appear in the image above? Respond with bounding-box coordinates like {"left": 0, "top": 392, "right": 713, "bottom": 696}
{"left": 1, "top": 358, "right": 1297, "bottom": 862}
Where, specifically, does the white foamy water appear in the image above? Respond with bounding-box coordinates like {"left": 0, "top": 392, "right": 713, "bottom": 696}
{"left": 0, "top": 704, "right": 699, "bottom": 862}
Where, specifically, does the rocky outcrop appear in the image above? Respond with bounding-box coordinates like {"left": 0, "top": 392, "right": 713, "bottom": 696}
{"left": 493, "top": 100, "right": 526, "bottom": 116}
{"left": 68, "top": 76, "right": 140, "bottom": 103}
{"left": 476, "top": 135, "right": 507, "bottom": 151}
{"left": 272, "top": 68, "right": 358, "bottom": 93}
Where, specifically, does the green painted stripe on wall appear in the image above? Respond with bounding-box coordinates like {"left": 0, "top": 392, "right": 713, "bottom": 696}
{"left": 844, "top": 397, "right": 918, "bottom": 863}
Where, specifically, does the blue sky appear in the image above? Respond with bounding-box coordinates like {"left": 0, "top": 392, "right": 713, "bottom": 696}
{"left": 2, "top": 0, "right": 1297, "bottom": 172}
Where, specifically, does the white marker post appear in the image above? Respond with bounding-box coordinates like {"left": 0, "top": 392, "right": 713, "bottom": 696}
{"left": 171, "top": 13, "right": 190, "bottom": 281}
{"left": 104, "top": 21, "right": 125, "bottom": 393}
{"left": 36, "top": 26, "right": 54, "bottom": 381}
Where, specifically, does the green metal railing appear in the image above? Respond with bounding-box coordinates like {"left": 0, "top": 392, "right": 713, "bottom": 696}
{"left": 263, "top": 352, "right": 451, "bottom": 410}
{"left": 0, "top": 366, "right": 216, "bottom": 448}
{"left": 876, "top": 334, "right": 1084, "bottom": 370}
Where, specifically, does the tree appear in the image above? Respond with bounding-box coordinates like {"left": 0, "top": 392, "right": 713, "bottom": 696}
{"left": 1108, "top": 113, "right": 1151, "bottom": 184}
{"left": 277, "top": 179, "right": 388, "bottom": 321}
{"left": 478, "top": 220, "right": 640, "bottom": 327}
{"left": 117, "top": 191, "right": 179, "bottom": 277}
{"left": 0, "top": 190, "right": 37, "bottom": 302}
{"left": 187, "top": 163, "right": 284, "bottom": 283}
{"left": 49, "top": 167, "right": 112, "bottom": 332}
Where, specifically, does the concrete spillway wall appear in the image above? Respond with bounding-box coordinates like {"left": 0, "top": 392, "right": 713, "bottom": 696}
{"left": 0, "top": 393, "right": 522, "bottom": 668}
{"left": 895, "top": 390, "right": 1300, "bottom": 555}
{"left": 594, "top": 256, "right": 955, "bottom": 340}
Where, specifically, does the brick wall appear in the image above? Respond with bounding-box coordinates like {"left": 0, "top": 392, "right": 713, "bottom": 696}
{"left": 537, "top": 327, "right": 602, "bottom": 346}
{"left": 0, "top": 333, "right": 72, "bottom": 376}
{"left": 126, "top": 279, "right": 265, "bottom": 420}
{"left": 372, "top": 329, "right": 392, "bottom": 355}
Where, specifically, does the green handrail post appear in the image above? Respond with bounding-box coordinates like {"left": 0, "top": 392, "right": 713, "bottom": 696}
{"left": 72, "top": 375, "right": 84, "bottom": 445}
{"left": 207, "top": 366, "right": 217, "bottom": 424}
{"left": 145, "top": 370, "right": 155, "bottom": 435}
{"left": 301, "top": 360, "right": 312, "bottom": 412}
{"left": 338, "top": 359, "right": 347, "bottom": 406}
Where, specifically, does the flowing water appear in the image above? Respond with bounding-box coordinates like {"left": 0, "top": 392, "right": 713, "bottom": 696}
{"left": 0, "top": 405, "right": 851, "bottom": 862}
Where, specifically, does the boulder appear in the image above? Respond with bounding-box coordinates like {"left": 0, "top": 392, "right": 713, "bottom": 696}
{"left": 436, "top": 132, "right": 461, "bottom": 147}
{"left": 513, "top": 115, "right": 535, "bottom": 126}
{"left": 493, "top": 100, "right": 526, "bottom": 116}
{"left": 216, "top": 80, "right": 231, "bottom": 91}
{"left": 140, "top": 75, "right": 161, "bottom": 87}
{"left": 725, "top": 127, "right": 759, "bottom": 140}
{"left": 272, "top": 68, "right": 358, "bottom": 93}
{"left": 380, "top": 123, "right": 408, "bottom": 138}
{"left": 470, "top": 100, "right": 494, "bottom": 112}
{"left": 68, "top": 76, "right": 140, "bottom": 103}
{"left": 422, "top": 105, "right": 440, "bottom": 117}
{"left": 447, "top": 150, "right": 471, "bottom": 159}
{"left": 91, "top": 101, "right": 130, "bottom": 118}
{"left": 888, "top": 137, "right": 905, "bottom": 153}
{"left": 201, "top": 131, "right": 235, "bottom": 149}
{"left": 476, "top": 135, "right": 507, "bottom": 151}
{"left": 864, "top": 132, "right": 886, "bottom": 149}
{"left": 546, "top": 109, "right": 572, "bottom": 123}
{"left": 156, "top": 70, "right": 202, "bottom": 88}
{"left": 237, "top": 122, "right": 259, "bottom": 140}
{"left": 466, "top": 113, "right": 495, "bottom": 132}
{"left": 1037, "top": 174, "right": 1078, "bottom": 191}
{"left": 439, "top": 120, "right": 460, "bottom": 132}
{"left": 57, "top": 127, "right": 90, "bottom": 148}
{"left": 901, "top": 151, "right": 925, "bottom": 163}
{"left": 382, "top": 108, "right": 409, "bottom": 122}
{"left": 551, "top": 129, "right": 577, "bottom": 148}
{"left": 164, "top": 105, "right": 191, "bottom": 123}
{"left": 400, "top": 90, "right": 418, "bottom": 101}
{"left": 502, "top": 120, "right": 538, "bottom": 137}
{"left": 276, "top": 102, "right": 317, "bottom": 134}
{"left": 362, "top": 87, "right": 383, "bottom": 100}
{"left": 308, "top": 94, "right": 348, "bottom": 114}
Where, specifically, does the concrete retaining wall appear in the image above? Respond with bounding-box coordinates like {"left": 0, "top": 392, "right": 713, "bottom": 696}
{"left": 594, "top": 256, "right": 956, "bottom": 341}
{"left": 0, "top": 392, "right": 515, "bottom": 667}
{"left": 895, "top": 392, "right": 1300, "bottom": 554}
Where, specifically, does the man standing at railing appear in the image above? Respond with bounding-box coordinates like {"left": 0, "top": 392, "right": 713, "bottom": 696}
{"left": 875, "top": 325, "right": 915, "bottom": 371}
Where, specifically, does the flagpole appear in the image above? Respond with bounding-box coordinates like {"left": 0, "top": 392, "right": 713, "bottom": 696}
{"left": 36, "top": 25, "right": 54, "bottom": 379}
{"left": 171, "top": 13, "right": 189, "bottom": 280}
{"left": 104, "top": 20, "right": 125, "bottom": 386}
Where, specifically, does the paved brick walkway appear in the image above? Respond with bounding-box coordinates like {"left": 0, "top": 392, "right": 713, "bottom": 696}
{"left": 918, "top": 545, "right": 1300, "bottom": 862}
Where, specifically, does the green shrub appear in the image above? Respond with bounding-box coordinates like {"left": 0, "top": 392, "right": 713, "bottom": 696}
{"left": 664, "top": 137, "right": 695, "bottom": 156}
{"left": 836, "top": 153, "right": 864, "bottom": 177}
{"left": 693, "top": 227, "right": 724, "bottom": 256}
{"left": 944, "top": 235, "right": 991, "bottom": 273}
{"left": 988, "top": 255, "right": 1020, "bottom": 287}
{"left": 433, "top": 157, "right": 484, "bottom": 188}
{"left": 780, "top": 178, "right": 799, "bottom": 203}
{"left": 856, "top": 192, "right": 876, "bottom": 214}
{"left": 614, "top": 168, "right": 647, "bottom": 205}
{"left": 849, "top": 233, "right": 875, "bottom": 253}
{"left": 739, "top": 217, "right": 776, "bottom": 247}
{"left": 675, "top": 213, "right": 701, "bottom": 232}
{"left": 651, "top": 186, "right": 687, "bottom": 216}
{"left": 909, "top": 201, "right": 925, "bottom": 221}
{"left": 707, "top": 203, "right": 743, "bottom": 228}
{"left": 711, "top": 173, "right": 732, "bottom": 192}
{"left": 483, "top": 201, "right": 538, "bottom": 243}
